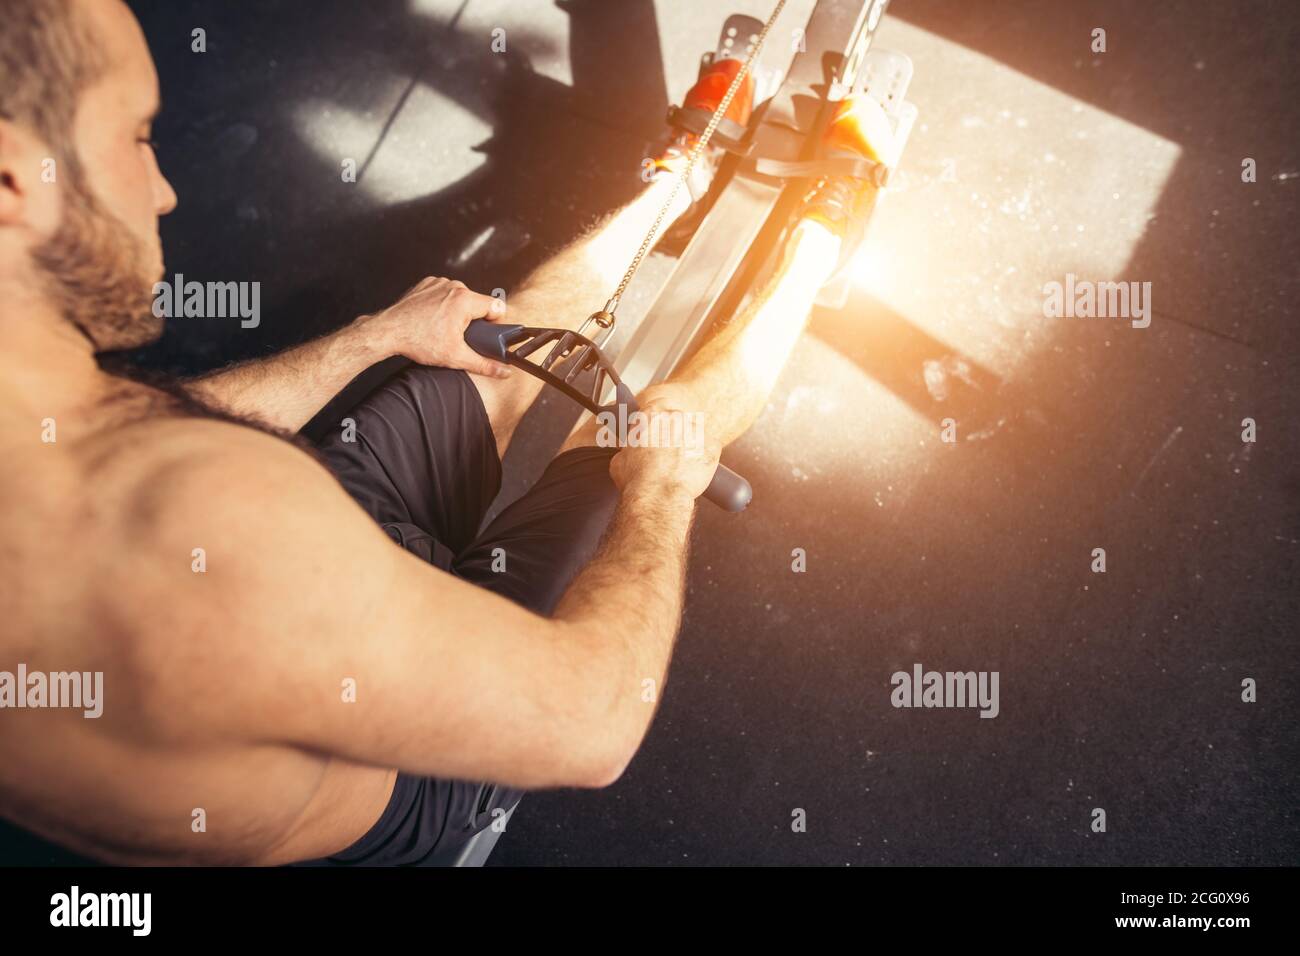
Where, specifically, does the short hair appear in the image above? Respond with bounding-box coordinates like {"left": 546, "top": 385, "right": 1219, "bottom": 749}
{"left": 0, "top": 0, "right": 107, "bottom": 158}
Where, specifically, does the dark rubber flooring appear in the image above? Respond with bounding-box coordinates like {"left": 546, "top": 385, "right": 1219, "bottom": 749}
{"left": 126, "top": 0, "right": 1298, "bottom": 865}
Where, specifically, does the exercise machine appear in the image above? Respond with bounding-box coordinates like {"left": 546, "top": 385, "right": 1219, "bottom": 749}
{"left": 459, "top": 0, "right": 916, "bottom": 861}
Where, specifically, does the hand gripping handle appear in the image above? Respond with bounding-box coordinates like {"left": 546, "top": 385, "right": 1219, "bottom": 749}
{"left": 465, "top": 319, "right": 751, "bottom": 511}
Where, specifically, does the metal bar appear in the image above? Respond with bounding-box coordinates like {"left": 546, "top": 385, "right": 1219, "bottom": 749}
{"left": 451, "top": 806, "right": 516, "bottom": 867}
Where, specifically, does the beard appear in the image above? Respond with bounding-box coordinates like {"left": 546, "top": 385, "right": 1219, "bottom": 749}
{"left": 29, "top": 170, "right": 162, "bottom": 353}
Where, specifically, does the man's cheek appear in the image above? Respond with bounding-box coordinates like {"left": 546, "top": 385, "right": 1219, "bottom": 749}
{"left": 21, "top": 152, "right": 66, "bottom": 236}
{"left": 90, "top": 146, "right": 154, "bottom": 225}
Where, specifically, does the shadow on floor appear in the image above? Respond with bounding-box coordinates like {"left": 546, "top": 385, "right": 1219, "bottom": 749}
{"left": 127, "top": 0, "right": 669, "bottom": 375}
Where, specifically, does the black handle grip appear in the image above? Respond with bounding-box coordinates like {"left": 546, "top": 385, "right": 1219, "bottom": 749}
{"left": 465, "top": 319, "right": 525, "bottom": 361}
{"left": 704, "top": 463, "right": 752, "bottom": 512}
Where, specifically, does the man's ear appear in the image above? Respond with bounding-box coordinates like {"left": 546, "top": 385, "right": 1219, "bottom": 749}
{"left": 0, "top": 118, "right": 60, "bottom": 233}
{"left": 0, "top": 119, "right": 28, "bottom": 226}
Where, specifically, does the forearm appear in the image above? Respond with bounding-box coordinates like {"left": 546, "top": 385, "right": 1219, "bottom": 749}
{"left": 185, "top": 316, "right": 393, "bottom": 432}
{"left": 552, "top": 481, "right": 697, "bottom": 761}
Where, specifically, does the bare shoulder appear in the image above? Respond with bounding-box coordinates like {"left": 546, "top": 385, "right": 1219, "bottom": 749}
{"left": 108, "top": 410, "right": 384, "bottom": 601}
{"left": 87, "top": 414, "right": 396, "bottom": 734}
{"left": 92, "top": 415, "right": 339, "bottom": 566}
{"left": 113, "top": 413, "right": 328, "bottom": 500}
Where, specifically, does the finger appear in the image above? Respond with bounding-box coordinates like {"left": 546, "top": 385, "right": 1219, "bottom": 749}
{"left": 461, "top": 351, "right": 513, "bottom": 380}
{"left": 637, "top": 383, "right": 695, "bottom": 415}
{"left": 407, "top": 276, "right": 440, "bottom": 297}
{"left": 456, "top": 288, "right": 508, "bottom": 322}
{"left": 640, "top": 396, "right": 689, "bottom": 416}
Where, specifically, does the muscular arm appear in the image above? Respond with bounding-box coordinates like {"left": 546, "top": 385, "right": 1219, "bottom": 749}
{"left": 144, "top": 422, "right": 700, "bottom": 790}
{"left": 551, "top": 479, "right": 697, "bottom": 748}
{"left": 185, "top": 278, "right": 511, "bottom": 433}
{"left": 184, "top": 316, "right": 387, "bottom": 433}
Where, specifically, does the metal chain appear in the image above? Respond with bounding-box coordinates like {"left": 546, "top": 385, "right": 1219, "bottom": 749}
{"left": 602, "top": 0, "right": 788, "bottom": 317}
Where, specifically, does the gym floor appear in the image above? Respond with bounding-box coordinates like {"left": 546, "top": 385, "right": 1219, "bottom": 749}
{"left": 129, "top": 0, "right": 1298, "bottom": 865}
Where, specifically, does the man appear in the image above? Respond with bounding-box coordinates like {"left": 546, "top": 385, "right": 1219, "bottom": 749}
{"left": 0, "top": 0, "right": 887, "bottom": 865}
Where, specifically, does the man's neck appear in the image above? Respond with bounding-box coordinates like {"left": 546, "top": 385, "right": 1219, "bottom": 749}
{"left": 0, "top": 287, "right": 108, "bottom": 419}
